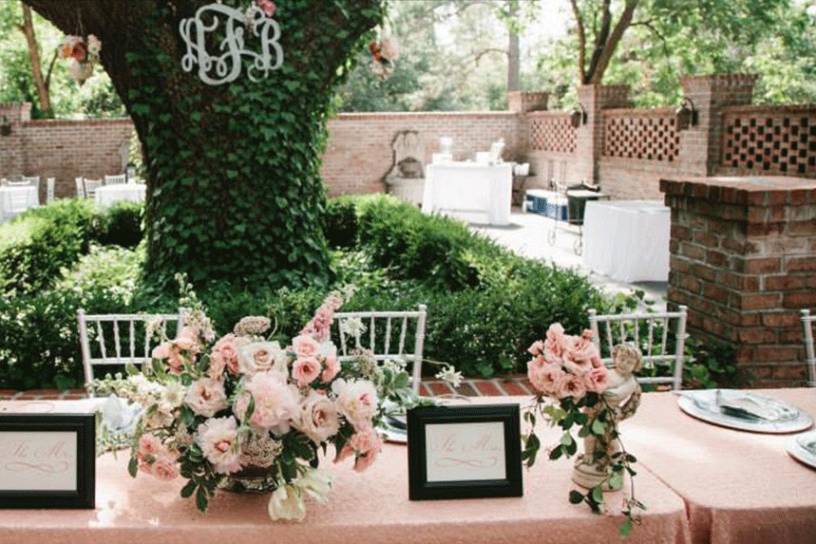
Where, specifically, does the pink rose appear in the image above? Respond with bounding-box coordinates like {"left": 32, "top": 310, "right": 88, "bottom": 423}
{"left": 212, "top": 334, "right": 240, "bottom": 376}
{"left": 150, "top": 452, "right": 179, "bottom": 481}
{"left": 564, "top": 331, "right": 601, "bottom": 375}
{"left": 151, "top": 341, "right": 185, "bottom": 375}
{"left": 332, "top": 379, "right": 378, "bottom": 431}
{"left": 527, "top": 360, "right": 565, "bottom": 395}
{"left": 234, "top": 372, "right": 299, "bottom": 434}
{"left": 321, "top": 354, "right": 341, "bottom": 383}
{"left": 584, "top": 366, "right": 610, "bottom": 393}
{"left": 292, "top": 357, "right": 321, "bottom": 387}
{"left": 175, "top": 326, "right": 201, "bottom": 352}
{"left": 137, "top": 433, "right": 163, "bottom": 459}
{"left": 295, "top": 391, "right": 340, "bottom": 444}
{"left": 554, "top": 373, "right": 587, "bottom": 400}
{"left": 184, "top": 377, "right": 229, "bottom": 417}
{"left": 256, "top": 0, "right": 276, "bottom": 17}
{"left": 528, "top": 340, "right": 545, "bottom": 356}
{"left": 292, "top": 334, "right": 320, "bottom": 358}
{"left": 335, "top": 426, "right": 382, "bottom": 472}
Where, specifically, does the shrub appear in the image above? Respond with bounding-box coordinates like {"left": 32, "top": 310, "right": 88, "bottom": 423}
{"left": 324, "top": 196, "right": 358, "bottom": 248}
{"left": 96, "top": 201, "right": 144, "bottom": 248}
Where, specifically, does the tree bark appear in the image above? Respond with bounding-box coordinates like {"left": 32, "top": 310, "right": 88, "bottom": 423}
{"left": 588, "top": 0, "right": 638, "bottom": 84}
{"left": 18, "top": 3, "right": 51, "bottom": 116}
{"left": 24, "top": 0, "right": 384, "bottom": 290}
{"left": 506, "top": 0, "right": 520, "bottom": 92}
{"left": 568, "top": 0, "right": 639, "bottom": 85}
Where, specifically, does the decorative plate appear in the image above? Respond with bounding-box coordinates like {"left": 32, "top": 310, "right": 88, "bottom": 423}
{"left": 677, "top": 389, "right": 813, "bottom": 434}
{"left": 787, "top": 431, "right": 816, "bottom": 470}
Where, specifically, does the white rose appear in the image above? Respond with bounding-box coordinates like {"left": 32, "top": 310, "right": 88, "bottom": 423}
{"left": 268, "top": 484, "right": 306, "bottom": 522}
{"left": 160, "top": 382, "right": 186, "bottom": 410}
{"left": 238, "top": 341, "right": 289, "bottom": 375}
{"left": 332, "top": 379, "right": 379, "bottom": 430}
{"left": 295, "top": 391, "right": 340, "bottom": 444}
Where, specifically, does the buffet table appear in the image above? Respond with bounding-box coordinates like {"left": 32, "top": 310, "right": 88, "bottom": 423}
{"left": 94, "top": 183, "right": 146, "bottom": 208}
{"left": 582, "top": 200, "right": 670, "bottom": 282}
{"left": 625, "top": 389, "right": 816, "bottom": 544}
{"left": 422, "top": 163, "right": 512, "bottom": 226}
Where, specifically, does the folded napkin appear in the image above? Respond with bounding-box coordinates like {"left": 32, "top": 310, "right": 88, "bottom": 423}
{"left": 716, "top": 390, "right": 790, "bottom": 421}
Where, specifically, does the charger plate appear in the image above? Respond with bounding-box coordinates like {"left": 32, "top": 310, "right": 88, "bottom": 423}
{"left": 787, "top": 431, "right": 816, "bottom": 470}
{"left": 677, "top": 389, "right": 813, "bottom": 434}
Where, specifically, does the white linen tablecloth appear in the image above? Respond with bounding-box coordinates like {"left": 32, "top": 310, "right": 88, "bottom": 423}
{"left": 94, "top": 183, "right": 146, "bottom": 208}
{"left": 422, "top": 163, "right": 512, "bottom": 226}
{"left": 0, "top": 185, "right": 39, "bottom": 221}
{"left": 582, "top": 200, "right": 670, "bottom": 282}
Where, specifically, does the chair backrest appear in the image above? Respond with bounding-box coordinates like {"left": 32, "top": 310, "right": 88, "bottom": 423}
{"left": 83, "top": 178, "right": 105, "bottom": 198}
{"left": 588, "top": 306, "right": 688, "bottom": 390}
{"left": 104, "top": 174, "right": 126, "bottom": 186}
{"left": 75, "top": 177, "right": 85, "bottom": 198}
{"left": 802, "top": 310, "right": 816, "bottom": 387}
{"left": 78, "top": 309, "right": 185, "bottom": 394}
{"left": 332, "top": 305, "right": 427, "bottom": 393}
{"left": 46, "top": 178, "right": 55, "bottom": 204}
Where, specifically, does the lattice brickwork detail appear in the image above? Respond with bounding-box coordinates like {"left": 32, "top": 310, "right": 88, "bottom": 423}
{"left": 722, "top": 110, "right": 816, "bottom": 176}
{"left": 603, "top": 112, "right": 679, "bottom": 162}
{"left": 528, "top": 114, "right": 576, "bottom": 153}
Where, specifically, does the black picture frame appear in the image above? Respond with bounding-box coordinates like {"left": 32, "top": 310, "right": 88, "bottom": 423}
{"left": 407, "top": 404, "right": 522, "bottom": 500}
{"left": 0, "top": 413, "right": 96, "bottom": 509}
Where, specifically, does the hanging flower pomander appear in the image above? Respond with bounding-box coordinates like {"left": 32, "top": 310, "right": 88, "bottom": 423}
{"left": 368, "top": 28, "right": 399, "bottom": 80}
{"left": 59, "top": 34, "right": 101, "bottom": 86}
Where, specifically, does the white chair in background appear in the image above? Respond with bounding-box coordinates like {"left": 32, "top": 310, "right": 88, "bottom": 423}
{"left": 75, "top": 177, "right": 85, "bottom": 198}
{"left": 78, "top": 309, "right": 185, "bottom": 394}
{"left": 46, "top": 177, "right": 55, "bottom": 204}
{"left": 588, "top": 306, "right": 688, "bottom": 390}
{"left": 802, "top": 310, "right": 816, "bottom": 387}
{"left": 82, "top": 178, "right": 105, "bottom": 199}
{"left": 333, "top": 305, "right": 427, "bottom": 394}
{"left": 104, "top": 174, "right": 126, "bottom": 186}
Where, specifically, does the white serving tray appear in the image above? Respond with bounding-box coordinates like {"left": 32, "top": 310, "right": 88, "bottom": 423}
{"left": 677, "top": 389, "right": 813, "bottom": 434}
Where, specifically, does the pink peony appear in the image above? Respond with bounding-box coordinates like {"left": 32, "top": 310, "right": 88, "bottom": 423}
{"left": 211, "top": 334, "right": 240, "bottom": 377}
{"left": 292, "top": 357, "right": 321, "bottom": 387}
{"left": 527, "top": 359, "right": 565, "bottom": 395}
{"left": 554, "top": 373, "right": 587, "bottom": 400}
{"left": 195, "top": 416, "right": 242, "bottom": 474}
{"left": 234, "top": 372, "right": 299, "bottom": 434}
{"left": 332, "top": 379, "right": 378, "bottom": 431}
{"left": 321, "top": 353, "right": 341, "bottom": 383}
{"left": 295, "top": 391, "right": 340, "bottom": 444}
{"left": 292, "top": 334, "right": 320, "bottom": 358}
{"left": 584, "top": 366, "right": 610, "bottom": 393}
{"left": 184, "top": 377, "right": 229, "bottom": 417}
{"left": 336, "top": 426, "right": 382, "bottom": 472}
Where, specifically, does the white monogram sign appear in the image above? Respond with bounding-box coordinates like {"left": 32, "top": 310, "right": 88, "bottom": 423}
{"left": 179, "top": 2, "right": 284, "bottom": 86}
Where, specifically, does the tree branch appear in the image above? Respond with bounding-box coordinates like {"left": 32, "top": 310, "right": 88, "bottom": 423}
{"left": 589, "top": 0, "right": 640, "bottom": 84}
{"left": 569, "top": 0, "right": 587, "bottom": 83}
{"left": 586, "top": 0, "right": 612, "bottom": 83}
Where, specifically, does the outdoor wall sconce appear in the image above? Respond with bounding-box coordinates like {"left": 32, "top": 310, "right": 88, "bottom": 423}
{"left": 675, "top": 97, "right": 698, "bottom": 130}
{"left": 0, "top": 116, "right": 11, "bottom": 137}
{"left": 570, "top": 104, "right": 588, "bottom": 128}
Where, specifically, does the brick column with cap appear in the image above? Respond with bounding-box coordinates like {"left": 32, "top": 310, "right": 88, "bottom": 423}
{"left": 662, "top": 175, "right": 816, "bottom": 387}
{"left": 575, "top": 84, "right": 632, "bottom": 184}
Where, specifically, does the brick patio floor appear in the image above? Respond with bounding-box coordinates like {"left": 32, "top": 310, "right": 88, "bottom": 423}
{"left": 0, "top": 375, "right": 534, "bottom": 401}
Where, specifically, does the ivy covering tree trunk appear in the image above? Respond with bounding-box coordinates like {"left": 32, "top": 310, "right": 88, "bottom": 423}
{"left": 25, "top": 0, "right": 384, "bottom": 289}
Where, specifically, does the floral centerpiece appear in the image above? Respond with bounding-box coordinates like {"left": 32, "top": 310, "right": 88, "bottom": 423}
{"left": 94, "top": 283, "right": 415, "bottom": 521}
{"left": 58, "top": 34, "right": 101, "bottom": 85}
{"left": 521, "top": 324, "right": 645, "bottom": 536}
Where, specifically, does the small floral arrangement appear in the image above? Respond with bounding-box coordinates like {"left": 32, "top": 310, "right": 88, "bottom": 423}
{"left": 368, "top": 32, "right": 399, "bottom": 80}
{"left": 521, "top": 324, "right": 645, "bottom": 537}
{"left": 245, "top": 0, "right": 276, "bottom": 30}
{"left": 94, "top": 280, "right": 415, "bottom": 521}
{"left": 58, "top": 34, "right": 101, "bottom": 85}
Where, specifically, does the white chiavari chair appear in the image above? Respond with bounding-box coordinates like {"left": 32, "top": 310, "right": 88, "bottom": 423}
{"left": 46, "top": 177, "right": 55, "bottom": 204}
{"left": 78, "top": 309, "right": 185, "bottom": 394}
{"left": 75, "top": 177, "right": 85, "bottom": 198}
{"left": 588, "top": 306, "right": 688, "bottom": 390}
{"left": 104, "top": 174, "right": 126, "bottom": 186}
{"left": 82, "top": 178, "right": 105, "bottom": 199}
{"left": 802, "top": 310, "right": 816, "bottom": 387}
{"left": 333, "top": 305, "right": 427, "bottom": 394}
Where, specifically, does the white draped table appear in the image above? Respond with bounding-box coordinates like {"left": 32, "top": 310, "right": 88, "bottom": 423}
{"left": 422, "top": 163, "right": 512, "bottom": 226}
{"left": 0, "top": 185, "right": 39, "bottom": 221}
{"left": 582, "top": 200, "right": 670, "bottom": 282}
{"left": 94, "top": 183, "right": 146, "bottom": 208}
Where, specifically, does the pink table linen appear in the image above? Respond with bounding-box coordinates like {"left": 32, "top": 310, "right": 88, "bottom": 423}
{"left": 0, "top": 398, "right": 690, "bottom": 544}
{"left": 625, "top": 388, "right": 816, "bottom": 544}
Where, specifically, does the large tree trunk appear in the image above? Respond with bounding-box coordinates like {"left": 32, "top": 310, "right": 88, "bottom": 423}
{"left": 506, "top": 0, "right": 520, "bottom": 92}
{"left": 24, "top": 0, "right": 383, "bottom": 290}
{"left": 569, "top": 0, "right": 639, "bottom": 85}
{"left": 18, "top": 4, "right": 52, "bottom": 116}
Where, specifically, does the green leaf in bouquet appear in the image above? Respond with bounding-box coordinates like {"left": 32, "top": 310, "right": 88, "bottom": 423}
{"left": 125, "top": 362, "right": 140, "bottom": 376}
{"left": 568, "top": 490, "right": 585, "bottom": 504}
{"left": 244, "top": 394, "right": 256, "bottom": 423}
{"left": 127, "top": 456, "right": 138, "bottom": 478}
{"left": 559, "top": 432, "right": 573, "bottom": 447}
{"left": 619, "top": 518, "right": 633, "bottom": 537}
{"left": 181, "top": 405, "right": 196, "bottom": 428}
{"left": 591, "top": 419, "right": 606, "bottom": 436}
{"left": 180, "top": 479, "right": 197, "bottom": 498}
{"left": 195, "top": 486, "right": 208, "bottom": 512}
{"left": 549, "top": 445, "right": 563, "bottom": 460}
{"left": 591, "top": 486, "right": 604, "bottom": 504}
{"left": 608, "top": 471, "right": 624, "bottom": 490}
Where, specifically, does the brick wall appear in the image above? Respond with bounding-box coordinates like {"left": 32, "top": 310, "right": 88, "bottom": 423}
{"left": 662, "top": 176, "right": 816, "bottom": 387}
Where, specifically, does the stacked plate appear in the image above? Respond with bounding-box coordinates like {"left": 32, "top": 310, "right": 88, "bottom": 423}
{"left": 787, "top": 431, "right": 816, "bottom": 470}
{"left": 677, "top": 389, "right": 813, "bottom": 434}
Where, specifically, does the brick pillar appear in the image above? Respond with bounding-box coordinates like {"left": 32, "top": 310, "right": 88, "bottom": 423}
{"left": 0, "top": 102, "right": 30, "bottom": 176}
{"left": 679, "top": 74, "right": 757, "bottom": 176}
{"left": 575, "top": 85, "right": 631, "bottom": 183}
{"left": 662, "top": 175, "right": 816, "bottom": 387}
{"left": 507, "top": 91, "right": 549, "bottom": 113}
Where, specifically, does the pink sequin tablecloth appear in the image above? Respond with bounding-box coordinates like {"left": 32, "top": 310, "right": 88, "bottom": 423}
{"left": 625, "top": 388, "right": 816, "bottom": 544}
{"left": 0, "top": 398, "right": 690, "bottom": 544}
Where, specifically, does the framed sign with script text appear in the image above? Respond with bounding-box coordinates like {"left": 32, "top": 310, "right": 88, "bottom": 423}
{"left": 0, "top": 414, "right": 95, "bottom": 508}
{"left": 407, "top": 404, "right": 522, "bottom": 500}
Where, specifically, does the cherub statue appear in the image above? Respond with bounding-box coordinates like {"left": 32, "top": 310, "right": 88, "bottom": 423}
{"left": 572, "top": 344, "right": 643, "bottom": 490}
